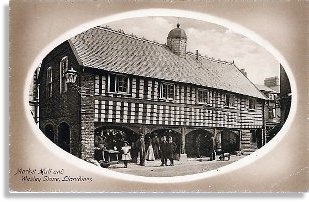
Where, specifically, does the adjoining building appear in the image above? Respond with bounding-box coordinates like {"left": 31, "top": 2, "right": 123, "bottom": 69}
{"left": 38, "top": 24, "right": 267, "bottom": 160}
{"left": 256, "top": 82, "right": 280, "bottom": 142}
{"left": 279, "top": 64, "right": 291, "bottom": 126}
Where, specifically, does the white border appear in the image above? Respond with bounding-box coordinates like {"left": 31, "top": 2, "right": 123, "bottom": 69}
{"left": 23, "top": 9, "right": 297, "bottom": 184}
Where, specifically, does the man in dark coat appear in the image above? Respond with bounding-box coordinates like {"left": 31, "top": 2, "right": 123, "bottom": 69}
{"left": 152, "top": 135, "right": 160, "bottom": 159}
{"left": 135, "top": 136, "right": 146, "bottom": 166}
{"left": 160, "top": 136, "right": 168, "bottom": 166}
{"left": 167, "top": 136, "right": 177, "bottom": 166}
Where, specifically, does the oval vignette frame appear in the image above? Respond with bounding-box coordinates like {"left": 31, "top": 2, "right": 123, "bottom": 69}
{"left": 24, "top": 9, "right": 297, "bottom": 184}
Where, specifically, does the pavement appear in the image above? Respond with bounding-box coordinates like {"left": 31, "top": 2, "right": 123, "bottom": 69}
{"left": 106, "top": 155, "right": 245, "bottom": 177}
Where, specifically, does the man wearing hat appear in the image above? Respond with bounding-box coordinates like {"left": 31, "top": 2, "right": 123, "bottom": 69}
{"left": 135, "top": 135, "right": 146, "bottom": 166}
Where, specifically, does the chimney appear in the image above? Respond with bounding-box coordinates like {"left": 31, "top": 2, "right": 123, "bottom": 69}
{"left": 196, "top": 50, "right": 199, "bottom": 60}
{"left": 264, "top": 76, "right": 279, "bottom": 87}
{"left": 240, "top": 69, "right": 247, "bottom": 77}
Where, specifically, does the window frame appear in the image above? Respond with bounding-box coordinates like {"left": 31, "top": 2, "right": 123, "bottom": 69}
{"left": 60, "top": 56, "right": 69, "bottom": 94}
{"left": 46, "top": 67, "right": 53, "bottom": 98}
{"left": 107, "top": 73, "right": 131, "bottom": 95}
{"left": 160, "top": 82, "right": 175, "bottom": 101}
{"left": 197, "top": 88, "right": 210, "bottom": 105}
{"left": 248, "top": 98, "right": 257, "bottom": 110}
{"left": 224, "top": 93, "right": 236, "bottom": 108}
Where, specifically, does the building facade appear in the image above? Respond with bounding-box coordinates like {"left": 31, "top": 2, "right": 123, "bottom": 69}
{"left": 256, "top": 83, "right": 280, "bottom": 142}
{"left": 38, "top": 25, "right": 267, "bottom": 161}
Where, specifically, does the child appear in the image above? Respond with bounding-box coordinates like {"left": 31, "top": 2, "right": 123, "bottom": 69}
{"left": 121, "top": 142, "right": 131, "bottom": 168}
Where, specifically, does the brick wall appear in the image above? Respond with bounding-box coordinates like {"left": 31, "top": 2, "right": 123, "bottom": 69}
{"left": 80, "top": 71, "right": 95, "bottom": 159}
{"left": 39, "top": 41, "right": 81, "bottom": 157}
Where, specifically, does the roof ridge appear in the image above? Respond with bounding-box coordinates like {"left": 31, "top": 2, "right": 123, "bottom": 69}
{"left": 186, "top": 51, "right": 234, "bottom": 65}
{"left": 96, "top": 25, "right": 164, "bottom": 47}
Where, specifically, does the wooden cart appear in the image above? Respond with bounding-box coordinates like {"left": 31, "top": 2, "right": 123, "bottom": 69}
{"left": 99, "top": 150, "right": 120, "bottom": 168}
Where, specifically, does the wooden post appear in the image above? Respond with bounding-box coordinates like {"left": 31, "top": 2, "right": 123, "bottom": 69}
{"left": 180, "top": 127, "right": 187, "bottom": 160}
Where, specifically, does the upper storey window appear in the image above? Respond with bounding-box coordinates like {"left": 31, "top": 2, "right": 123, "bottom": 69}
{"left": 160, "top": 82, "right": 175, "bottom": 100}
{"left": 60, "top": 56, "right": 69, "bottom": 93}
{"left": 225, "top": 93, "right": 236, "bottom": 107}
{"left": 197, "top": 89, "right": 209, "bottom": 104}
{"left": 46, "top": 67, "right": 52, "bottom": 98}
{"left": 108, "top": 73, "right": 130, "bottom": 94}
{"left": 249, "top": 98, "right": 256, "bottom": 110}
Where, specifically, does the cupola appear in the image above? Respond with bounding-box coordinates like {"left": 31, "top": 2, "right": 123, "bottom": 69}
{"left": 167, "top": 23, "right": 187, "bottom": 58}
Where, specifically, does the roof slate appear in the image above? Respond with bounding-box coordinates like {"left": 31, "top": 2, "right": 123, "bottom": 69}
{"left": 69, "top": 26, "right": 266, "bottom": 99}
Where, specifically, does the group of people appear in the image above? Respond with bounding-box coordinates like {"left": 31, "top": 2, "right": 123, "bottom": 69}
{"left": 120, "top": 135, "right": 177, "bottom": 168}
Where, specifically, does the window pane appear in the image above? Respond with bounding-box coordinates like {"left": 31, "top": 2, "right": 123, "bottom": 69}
{"left": 249, "top": 99, "right": 256, "bottom": 109}
{"left": 225, "top": 94, "right": 230, "bottom": 106}
{"left": 109, "top": 74, "right": 116, "bottom": 92}
{"left": 162, "top": 84, "right": 167, "bottom": 98}
{"left": 229, "top": 95, "right": 235, "bottom": 107}
{"left": 168, "top": 84, "right": 174, "bottom": 99}
{"left": 198, "top": 90, "right": 208, "bottom": 103}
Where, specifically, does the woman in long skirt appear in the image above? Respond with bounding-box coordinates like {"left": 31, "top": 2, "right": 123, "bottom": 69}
{"left": 145, "top": 141, "right": 155, "bottom": 161}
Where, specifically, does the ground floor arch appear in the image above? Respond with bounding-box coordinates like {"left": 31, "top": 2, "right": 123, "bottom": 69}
{"left": 185, "top": 129, "right": 214, "bottom": 158}
{"left": 93, "top": 126, "right": 141, "bottom": 162}
{"left": 146, "top": 129, "right": 182, "bottom": 160}
{"left": 220, "top": 130, "right": 240, "bottom": 154}
{"left": 58, "top": 122, "right": 70, "bottom": 153}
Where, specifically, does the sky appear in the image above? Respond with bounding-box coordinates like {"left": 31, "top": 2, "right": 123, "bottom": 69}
{"left": 107, "top": 17, "right": 279, "bottom": 85}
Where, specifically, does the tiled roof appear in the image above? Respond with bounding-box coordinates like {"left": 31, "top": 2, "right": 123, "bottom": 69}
{"left": 69, "top": 26, "right": 266, "bottom": 99}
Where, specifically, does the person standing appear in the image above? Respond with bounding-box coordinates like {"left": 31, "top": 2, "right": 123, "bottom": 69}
{"left": 152, "top": 135, "right": 160, "bottom": 159}
{"left": 136, "top": 136, "right": 146, "bottom": 166}
{"left": 121, "top": 142, "right": 131, "bottom": 168}
{"left": 167, "top": 136, "right": 177, "bottom": 166}
{"left": 160, "top": 136, "right": 168, "bottom": 166}
{"left": 145, "top": 139, "right": 155, "bottom": 161}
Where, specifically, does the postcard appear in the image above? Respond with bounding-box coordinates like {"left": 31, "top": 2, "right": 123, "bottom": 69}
{"left": 9, "top": 0, "right": 308, "bottom": 192}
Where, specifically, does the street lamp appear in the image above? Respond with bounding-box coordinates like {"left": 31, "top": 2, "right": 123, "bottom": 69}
{"left": 65, "top": 67, "right": 78, "bottom": 84}
{"left": 65, "top": 67, "right": 83, "bottom": 94}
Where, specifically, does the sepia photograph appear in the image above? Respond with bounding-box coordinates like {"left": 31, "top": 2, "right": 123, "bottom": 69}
{"left": 9, "top": 0, "right": 308, "bottom": 193}
{"left": 28, "top": 17, "right": 291, "bottom": 177}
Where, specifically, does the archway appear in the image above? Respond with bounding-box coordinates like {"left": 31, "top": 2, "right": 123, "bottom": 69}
{"left": 185, "top": 129, "right": 214, "bottom": 158}
{"left": 221, "top": 130, "right": 240, "bottom": 154}
{"left": 58, "top": 122, "right": 70, "bottom": 153}
{"left": 146, "top": 129, "right": 182, "bottom": 160}
{"left": 94, "top": 126, "right": 140, "bottom": 162}
{"left": 44, "top": 124, "right": 54, "bottom": 142}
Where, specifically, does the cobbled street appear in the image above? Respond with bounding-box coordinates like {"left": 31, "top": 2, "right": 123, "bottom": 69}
{"left": 106, "top": 155, "right": 245, "bottom": 177}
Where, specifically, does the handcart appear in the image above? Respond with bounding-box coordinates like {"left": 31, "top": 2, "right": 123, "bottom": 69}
{"left": 99, "top": 149, "right": 120, "bottom": 168}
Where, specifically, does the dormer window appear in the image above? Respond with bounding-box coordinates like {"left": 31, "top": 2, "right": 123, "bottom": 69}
{"left": 160, "top": 82, "right": 175, "bottom": 100}
{"left": 60, "top": 56, "right": 69, "bottom": 93}
{"left": 108, "top": 73, "right": 130, "bottom": 94}
{"left": 225, "top": 93, "right": 235, "bottom": 107}
{"left": 46, "top": 67, "right": 52, "bottom": 98}
{"left": 197, "top": 89, "right": 209, "bottom": 104}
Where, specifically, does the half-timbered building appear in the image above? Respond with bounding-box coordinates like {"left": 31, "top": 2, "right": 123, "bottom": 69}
{"left": 38, "top": 24, "right": 267, "bottom": 160}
